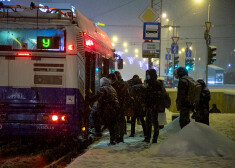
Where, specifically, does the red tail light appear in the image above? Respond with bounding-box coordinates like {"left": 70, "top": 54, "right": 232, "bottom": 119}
{"left": 52, "top": 115, "right": 58, "bottom": 121}
{"left": 61, "top": 115, "right": 66, "bottom": 121}
{"left": 17, "top": 52, "right": 31, "bottom": 56}
{"left": 68, "top": 44, "right": 74, "bottom": 51}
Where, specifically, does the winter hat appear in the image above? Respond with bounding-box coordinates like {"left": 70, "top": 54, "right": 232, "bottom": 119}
{"left": 133, "top": 74, "right": 139, "bottom": 79}
{"left": 149, "top": 69, "right": 157, "bottom": 81}
{"left": 174, "top": 67, "right": 188, "bottom": 78}
{"left": 100, "top": 77, "right": 110, "bottom": 87}
{"left": 114, "top": 71, "right": 122, "bottom": 81}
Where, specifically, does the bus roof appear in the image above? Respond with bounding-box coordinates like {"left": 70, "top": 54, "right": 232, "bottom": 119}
{"left": 0, "top": 4, "right": 114, "bottom": 55}
{"left": 75, "top": 9, "right": 113, "bottom": 51}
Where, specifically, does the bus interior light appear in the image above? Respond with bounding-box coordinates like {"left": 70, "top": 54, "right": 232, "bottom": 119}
{"left": 68, "top": 44, "right": 74, "bottom": 51}
{"left": 17, "top": 52, "right": 31, "bottom": 56}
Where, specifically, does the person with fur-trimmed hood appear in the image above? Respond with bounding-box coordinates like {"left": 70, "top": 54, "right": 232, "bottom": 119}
{"left": 173, "top": 67, "right": 191, "bottom": 129}
{"left": 90, "top": 77, "right": 119, "bottom": 145}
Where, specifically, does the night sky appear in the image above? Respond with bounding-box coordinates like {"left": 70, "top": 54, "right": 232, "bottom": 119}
{"left": 12, "top": 0, "right": 235, "bottom": 80}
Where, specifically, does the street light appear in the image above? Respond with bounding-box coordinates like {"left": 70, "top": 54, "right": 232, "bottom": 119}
{"left": 123, "top": 42, "right": 128, "bottom": 47}
{"left": 112, "top": 36, "right": 118, "bottom": 43}
{"left": 162, "top": 12, "right": 167, "bottom": 18}
{"left": 135, "top": 49, "right": 139, "bottom": 53}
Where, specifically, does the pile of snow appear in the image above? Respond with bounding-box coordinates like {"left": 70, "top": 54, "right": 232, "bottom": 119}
{"left": 160, "top": 116, "right": 181, "bottom": 135}
{"left": 155, "top": 121, "right": 235, "bottom": 157}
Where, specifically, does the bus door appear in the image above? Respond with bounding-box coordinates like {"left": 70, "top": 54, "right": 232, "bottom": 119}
{"left": 84, "top": 51, "right": 96, "bottom": 135}
{"left": 102, "top": 58, "right": 110, "bottom": 77}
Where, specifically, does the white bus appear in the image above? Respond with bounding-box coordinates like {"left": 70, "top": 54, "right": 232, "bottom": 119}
{"left": 0, "top": 4, "right": 115, "bottom": 138}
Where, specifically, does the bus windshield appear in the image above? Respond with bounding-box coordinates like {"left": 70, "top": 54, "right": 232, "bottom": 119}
{"left": 0, "top": 29, "right": 65, "bottom": 52}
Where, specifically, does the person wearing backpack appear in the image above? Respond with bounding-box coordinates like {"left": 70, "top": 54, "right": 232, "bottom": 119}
{"left": 108, "top": 72, "right": 133, "bottom": 143}
{"left": 174, "top": 67, "right": 191, "bottom": 129}
{"left": 144, "top": 69, "right": 164, "bottom": 143}
{"left": 194, "top": 79, "right": 211, "bottom": 125}
{"left": 89, "top": 77, "right": 119, "bottom": 145}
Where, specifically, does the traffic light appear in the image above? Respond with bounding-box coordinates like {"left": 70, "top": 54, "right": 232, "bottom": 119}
{"left": 189, "top": 59, "right": 194, "bottom": 69}
{"left": 174, "top": 56, "right": 179, "bottom": 69}
{"left": 185, "top": 58, "right": 194, "bottom": 70}
{"left": 168, "top": 62, "right": 173, "bottom": 73}
{"left": 185, "top": 59, "right": 190, "bottom": 70}
{"left": 208, "top": 45, "right": 216, "bottom": 65}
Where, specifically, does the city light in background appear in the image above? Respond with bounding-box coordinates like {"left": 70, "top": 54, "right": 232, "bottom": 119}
{"left": 162, "top": 12, "right": 167, "bottom": 18}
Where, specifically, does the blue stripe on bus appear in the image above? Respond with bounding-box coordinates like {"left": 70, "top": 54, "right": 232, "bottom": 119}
{"left": 0, "top": 87, "right": 85, "bottom": 136}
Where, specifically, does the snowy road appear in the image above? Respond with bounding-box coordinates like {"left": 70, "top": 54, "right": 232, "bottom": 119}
{"left": 67, "top": 113, "right": 235, "bottom": 168}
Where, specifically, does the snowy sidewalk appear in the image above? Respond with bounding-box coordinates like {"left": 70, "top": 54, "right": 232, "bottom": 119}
{"left": 67, "top": 113, "right": 235, "bottom": 168}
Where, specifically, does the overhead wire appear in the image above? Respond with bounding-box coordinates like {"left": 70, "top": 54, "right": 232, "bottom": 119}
{"left": 89, "top": 0, "right": 140, "bottom": 20}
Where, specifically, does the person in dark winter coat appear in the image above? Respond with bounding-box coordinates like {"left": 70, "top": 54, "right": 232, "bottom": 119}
{"left": 129, "top": 75, "right": 146, "bottom": 137}
{"left": 90, "top": 77, "right": 119, "bottom": 145}
{"left": 127, "top": 74, "right": 142, "bottom": 88}
{"left": 195, "top": 79, "right": 211, "bottom": 125}
{"left": 144, "top": 69, "right": 164, "bottom": 143}
{"left": 209, "top": 104, "right": 221, "bottom": 113}
{"left": 174, "top": 67, "right": 191, "bottom": 129}
{"left": 107, "top": 73, "right": 132, "bottom": 143}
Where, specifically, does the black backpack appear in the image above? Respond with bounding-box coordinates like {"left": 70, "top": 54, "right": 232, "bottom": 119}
{"left": 181, "top": 76, "right": 202, "bottom": 106}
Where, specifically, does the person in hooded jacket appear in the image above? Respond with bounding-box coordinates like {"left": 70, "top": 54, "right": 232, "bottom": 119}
{"left": 90, "top": 77, "right": 119, "bottom": 145}
{"left": 173, "top": 67, "right": 191, "bottom": 129}
{"left": 127, "top": 74, "right": 142, "bottom": 88}
{"left": 108, "top": 73, "right": 132, "bottom": 143}
{"left": 195, "top": 79, "right": 211, "bottom": 125}
{"left": 128, "top": 75, "right": 146, "bottom": 137}
{"left": 144, "top": 69, "right": 164, "bottom": 143}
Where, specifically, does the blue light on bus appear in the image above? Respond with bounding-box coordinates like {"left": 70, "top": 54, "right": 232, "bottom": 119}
{"left": 112, "top": 69, "right": 115, "bottom": 72}
{"left": 95, "top": 68, "right": 99, "bottom": 72}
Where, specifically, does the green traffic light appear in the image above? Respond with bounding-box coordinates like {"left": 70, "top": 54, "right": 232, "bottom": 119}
{"left": 208, "top": 45, "right": 216, "bottom": 65}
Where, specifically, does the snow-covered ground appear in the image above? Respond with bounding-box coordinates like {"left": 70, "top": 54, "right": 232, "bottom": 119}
{"left": 67, "top": 111, "right": 235, "bottom": 168}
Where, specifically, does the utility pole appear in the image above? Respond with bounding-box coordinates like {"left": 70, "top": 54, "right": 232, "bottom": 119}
{"left": 148, "top": 0, "right": 154, "bottom": 70}
{"left": 150, "top": 0, "right": 162, "bottom": 77}
{"left": 205, "top": 0, "right": 211, "bottom": 85}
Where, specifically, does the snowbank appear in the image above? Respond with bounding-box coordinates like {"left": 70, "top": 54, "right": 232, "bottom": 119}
{"left": 67, "top": 114, "right": 235, "bottom": 168}
{"left": 156, "top": 121, "right": 235, "bottom": 157}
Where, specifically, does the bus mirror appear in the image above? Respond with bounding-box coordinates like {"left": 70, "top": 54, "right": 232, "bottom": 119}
{"left": 117, "top": 59, "right": 123, "bottom": 69}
